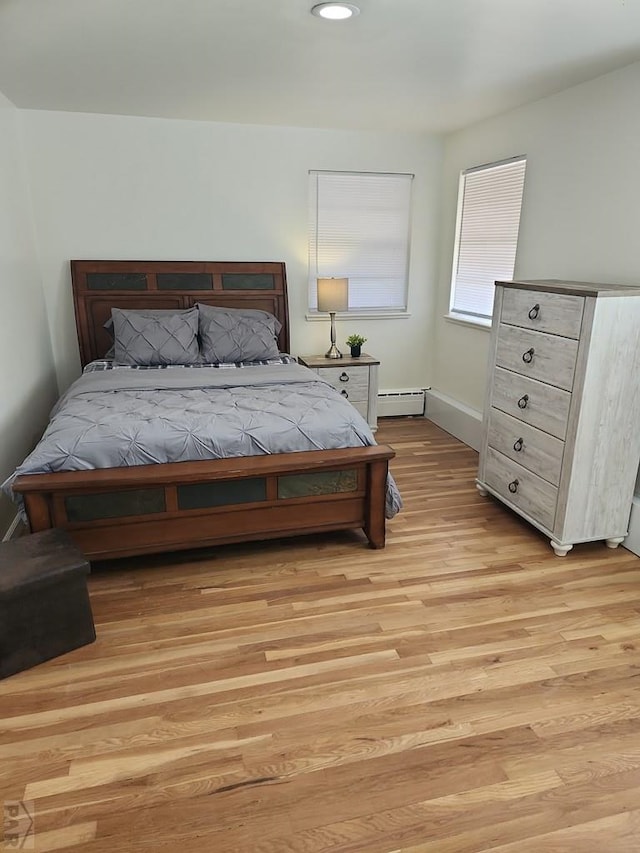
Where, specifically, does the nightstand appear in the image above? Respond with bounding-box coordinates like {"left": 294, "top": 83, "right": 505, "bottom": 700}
{"left": 298, "top": 353, "right": 379, "bottom": 431}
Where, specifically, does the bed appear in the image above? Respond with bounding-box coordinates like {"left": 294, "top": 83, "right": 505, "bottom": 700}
{"left": 8, "top": 260, "right": 399, "bottom": 561}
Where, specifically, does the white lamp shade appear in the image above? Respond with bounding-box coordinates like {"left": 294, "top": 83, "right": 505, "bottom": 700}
{"left": 317, "top": 277, "right": 349, "bottom": 312}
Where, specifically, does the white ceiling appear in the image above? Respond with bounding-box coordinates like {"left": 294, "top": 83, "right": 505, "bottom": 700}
{"left": 1, "top": 0, "right": 639, "bottom": 133}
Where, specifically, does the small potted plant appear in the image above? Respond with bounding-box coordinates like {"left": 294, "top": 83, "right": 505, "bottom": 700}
{"left": 346, "top": 333, "right": 367, "bottom": 358}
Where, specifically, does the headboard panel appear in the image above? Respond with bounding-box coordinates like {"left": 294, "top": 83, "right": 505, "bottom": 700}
{"left": 71, "top": 260, "right": 290, "bottom": 367}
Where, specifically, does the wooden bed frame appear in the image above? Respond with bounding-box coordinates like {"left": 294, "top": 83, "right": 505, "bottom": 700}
{"left": 13, "top": 260, "right": 395, "bottom": 561}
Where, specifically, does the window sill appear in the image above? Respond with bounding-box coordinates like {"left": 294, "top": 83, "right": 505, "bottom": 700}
{"left": 306, "top": 311, "right": 411, "bottom": 322}
{"left": 444, "top": 312, "right": 492, "bottom": 331}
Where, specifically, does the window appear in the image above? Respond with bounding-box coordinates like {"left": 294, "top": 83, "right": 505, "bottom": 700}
{"left": 449, "top": 156, "right": 526, "bottom": 323}
{"left": 308, "top": 170, "right": 413, "bottom": 313}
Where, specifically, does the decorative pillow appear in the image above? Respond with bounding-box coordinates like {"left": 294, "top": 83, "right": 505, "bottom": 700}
{"left": 111, "top": 307, "right": 200, "bottom": 365}
{"left": 103, "top": 316, "right": 116, "bottom": 359}
{"left": 197, "top": 303, "right": 282, "bottom": 363}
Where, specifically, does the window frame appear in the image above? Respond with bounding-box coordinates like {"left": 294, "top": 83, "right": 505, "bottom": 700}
{"left": 308, "top": 169, "right": 414, "bottom": 317}
{"left": 447, "top": 155, "right": 527, "bottom": 328}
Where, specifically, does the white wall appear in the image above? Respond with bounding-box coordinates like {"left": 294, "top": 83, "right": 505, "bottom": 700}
{"left": 433, "top": 61, "right": 640, "bottom": 413}
{"left": 0, "top": 92, "right": 57, "bottom": 535}
{"left": 20, "top": 110, "right": 443, "bottom": 393}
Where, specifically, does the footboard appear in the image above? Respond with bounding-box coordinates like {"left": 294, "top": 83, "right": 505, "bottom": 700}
{"left": 12, "top": 446, "right": 394, "bottom": 560}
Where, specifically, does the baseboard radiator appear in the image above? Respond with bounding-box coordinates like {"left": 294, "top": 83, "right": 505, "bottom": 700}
{"left": 377, "top": 389, "right": 425, "bottom": 417}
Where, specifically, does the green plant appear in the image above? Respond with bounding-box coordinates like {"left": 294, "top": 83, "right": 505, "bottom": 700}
{"left": 346, "top": 333, "right": 367, "bottom": 347}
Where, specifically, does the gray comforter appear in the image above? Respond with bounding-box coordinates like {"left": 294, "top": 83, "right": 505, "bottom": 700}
{"left": 3, "top": 363, "right": 402, "bottom": 517}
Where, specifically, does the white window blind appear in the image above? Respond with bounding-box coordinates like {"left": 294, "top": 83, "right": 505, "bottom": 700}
{"left": 450, "top": 156, "right": 526, "bottom": 321}
{"left": 309, "top": 170, "right": 413, "bottom": 312}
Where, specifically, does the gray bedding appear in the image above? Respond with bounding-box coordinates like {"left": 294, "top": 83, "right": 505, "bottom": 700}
{"left": 3, "top": 362, "right": 402, "bottom": 518}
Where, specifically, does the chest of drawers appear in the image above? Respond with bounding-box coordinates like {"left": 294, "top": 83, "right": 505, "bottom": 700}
{"left": 477, "top": 280, "right": 640, "bottom": 555}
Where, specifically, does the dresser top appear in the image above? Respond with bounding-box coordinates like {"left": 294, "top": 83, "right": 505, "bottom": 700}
{"left": 497, "top": 279, "right": 640, "bottom": 298}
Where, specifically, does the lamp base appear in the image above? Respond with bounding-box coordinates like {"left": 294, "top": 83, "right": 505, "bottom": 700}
{"left": 325, "top": 343, "right": 343, "bottom": 359}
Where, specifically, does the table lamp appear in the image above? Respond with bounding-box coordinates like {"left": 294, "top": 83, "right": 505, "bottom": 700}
{"left": 317, "top": 277, "right": 349, "bottom": 359}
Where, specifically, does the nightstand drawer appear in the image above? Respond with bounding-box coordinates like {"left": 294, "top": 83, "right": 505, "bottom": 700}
{"left": 486, "top": 408, "right": 564, "bottom": 485}
{"left": 492, "top": 367, "right": 571, "bottom": 440}
{"left": 484, "top": 447, "right": 557, "bottom": 530}
{"left": 495, "top": 324, "right": 579, "bottom": 391}
{"left": 317, "top": 366, "right": 369, "bottom": 401}
{"left": 501, "top": 288, "right": 584, "bottom": 339}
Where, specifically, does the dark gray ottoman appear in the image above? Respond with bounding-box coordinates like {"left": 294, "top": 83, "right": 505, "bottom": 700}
{"left": 0, "top": 528, "right": 95, "bottom": 679}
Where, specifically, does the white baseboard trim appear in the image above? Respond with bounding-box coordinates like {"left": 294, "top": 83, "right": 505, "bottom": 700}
{"left": 425, "top": 389, "right": 483, "bottom": 451}
{"left": 624, "top": 495, "right": 640, "bottom": 556}
{"left": 2, "top": 513, "right": 24, "bottom": 542}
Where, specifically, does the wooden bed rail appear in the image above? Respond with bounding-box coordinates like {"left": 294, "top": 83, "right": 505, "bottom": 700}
{"left": 14, "top": 445, "right": 394, "bottom": 560}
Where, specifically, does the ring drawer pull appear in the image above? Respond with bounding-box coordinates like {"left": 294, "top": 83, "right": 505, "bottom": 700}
{"left": 522, "top": 348, "right": 534, "bottom": 364}
{"left": 341, "top": 389, "right": 349, "bottom": 398}
{"left": 339, "top": 372, "right": 349, "bottom": 382}
{"left": 528, "top": 304, "right": 540, "bottom": 320}
{"left": 508, "top": 479, "right": 519, "bottom": 493}
{"left": 513, "top": 437, "right": 524, "bottom": 452}
{"left": 517, "top": 394, "right": 529, "bottom": 409}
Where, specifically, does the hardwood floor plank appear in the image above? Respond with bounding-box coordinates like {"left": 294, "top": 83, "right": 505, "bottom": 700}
{"left": 482, "top": 809, "right": 640, "bottom": 852}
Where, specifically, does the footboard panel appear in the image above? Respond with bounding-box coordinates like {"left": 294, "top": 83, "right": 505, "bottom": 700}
{"left": 13, "top": 446, "right": 393, "bottom": 559}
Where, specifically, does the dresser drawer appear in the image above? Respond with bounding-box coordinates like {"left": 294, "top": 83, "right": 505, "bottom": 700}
{"left": 483, "top": 447, "right": 557, "bottom": 530}
{"left": 495, "top": 324, "right": 579, "bottom": 391}
{"left": 317, "top": 366, "right": 369, "bottom": 402}
{"left": 486, "top": 408, "right": 564, "bottom": 485}
{"left": 492, "top": 367, "right": 571, "bottom": 440}
{"left": 501, "top": 288, "right": 584, "bottom": 339}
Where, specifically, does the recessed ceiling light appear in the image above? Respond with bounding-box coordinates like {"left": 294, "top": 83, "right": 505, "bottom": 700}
{"left": 311, "top": 3, "right": 360, "bottom": 20}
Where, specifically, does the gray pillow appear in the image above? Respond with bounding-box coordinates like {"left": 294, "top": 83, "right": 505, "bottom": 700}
{"left": 197, "top": 303, "right": 281, "bottom": 363}
{"left": 103, "top": 315, "right": 116, "bottom": 359}
{"left": 111, "top": 307, "right": 200, "bottom": 365}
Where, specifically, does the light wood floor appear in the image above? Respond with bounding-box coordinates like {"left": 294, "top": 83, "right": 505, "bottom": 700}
{"left": 3, "top": 418, "right": 640, "bottom": 852}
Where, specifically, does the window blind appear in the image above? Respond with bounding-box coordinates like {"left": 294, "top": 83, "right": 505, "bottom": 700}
{"left": 309, "top": 170, "right": 413, "bottom": 312}
{"left": 450, "top": 156, "right": 526, "bottom": 320}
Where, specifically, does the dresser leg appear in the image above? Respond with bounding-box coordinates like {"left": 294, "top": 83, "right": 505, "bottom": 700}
{"left": 605, "top": 536, "right": 625, "bottom": 549}
{"left": 550, "top": 540, "right": 573, "bottom": 557}
{"left": 476, "top": 482, "right": 489, "bottom": 497}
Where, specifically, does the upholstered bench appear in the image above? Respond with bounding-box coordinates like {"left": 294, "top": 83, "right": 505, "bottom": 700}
{"left": 0, "top": 528, "right": 95, "bottom": 679}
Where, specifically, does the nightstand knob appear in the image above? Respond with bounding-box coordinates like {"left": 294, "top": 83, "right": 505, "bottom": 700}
{"left": 522, "top": 348, "right": 534, "bottom": 364}
{"left": 508, "top": 479, "right": 519, "bottom": 493}
{"left": 339, "top": 372, "right": 349, "bottom": 382}
{"left": 517, "top": 394, "right": 529, "bottom": 409}
{"left": 341, "top": 389, "right": 349, "bottom": 398}
{"left": 513, "top": 437, "right": 524, "bottom": 452}
{"left": 528, "top": 304, "right": 540, "bottom": 320}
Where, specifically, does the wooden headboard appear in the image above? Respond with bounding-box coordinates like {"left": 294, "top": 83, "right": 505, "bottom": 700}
{"left": 71, "top": 260, "right": 290, "bottom": 367}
